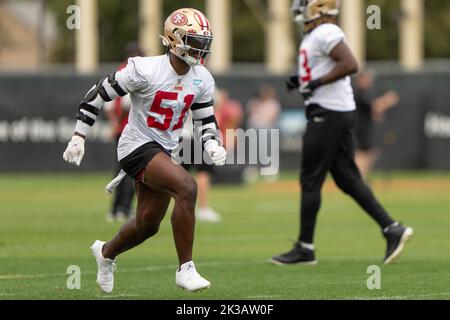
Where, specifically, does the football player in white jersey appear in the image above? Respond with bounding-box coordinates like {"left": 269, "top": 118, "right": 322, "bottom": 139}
{"left": 273, "top": 0, "right": 413, "bottom": 266}
{"left": 63, "top": 8, "right": 226, "bottom": 293}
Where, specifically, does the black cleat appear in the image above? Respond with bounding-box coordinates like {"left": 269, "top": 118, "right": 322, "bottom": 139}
{"left": 383, "top": 223, "right": 413, "bottom": 265}
{"left": 271, "top": 242, "right": 317, "bottom": 265}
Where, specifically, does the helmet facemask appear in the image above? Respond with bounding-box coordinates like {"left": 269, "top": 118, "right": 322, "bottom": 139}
{"left": 175, "top": 32, "right": 212, "bottom": 66}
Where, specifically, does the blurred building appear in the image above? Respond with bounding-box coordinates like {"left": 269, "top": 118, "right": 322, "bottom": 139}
{"left": 1, "top": 0, "right": 450, "bottom": 174}
{"left": 0, "top": 0, "right": 433, "bottom": 74}
{"left": 0, "top": 0, "right": 56, "bottom": 71}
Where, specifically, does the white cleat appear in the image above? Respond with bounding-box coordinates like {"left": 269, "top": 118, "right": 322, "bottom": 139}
{"left": 105, "top": 212, "right": 115, "bottom": 223}
{"left": 175, "top": 261, "right": 211, "bottom": 292}
{"left": 90, "top": 240, "right": 116, "bottom": 293}
{"left": 196, "top": 208, "right": 222, "bottom": 223}
{"left": 115, "top": 211, "right": 128, "bottom": 223}
{"left": 383, "top": 223, "right": 414, "bottom": 265}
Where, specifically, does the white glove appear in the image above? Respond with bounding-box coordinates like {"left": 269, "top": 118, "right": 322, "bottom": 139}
{"left": 63, "top": 135, "right": 85, "bottom": 166}
{"left": 204, "top": 140, "right": 226, "bottom": 166}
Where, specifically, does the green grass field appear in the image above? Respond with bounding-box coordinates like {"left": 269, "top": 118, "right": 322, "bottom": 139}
{"left": 1, "top": 172, "right": 450, "bottom": 300}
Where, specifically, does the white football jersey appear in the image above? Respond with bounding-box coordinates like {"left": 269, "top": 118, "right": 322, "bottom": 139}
{"left": 298, "top": 23, "right": 356, "bottom": 112}
{"left": 115, "top": 55, "right": 215, "bottom": 160}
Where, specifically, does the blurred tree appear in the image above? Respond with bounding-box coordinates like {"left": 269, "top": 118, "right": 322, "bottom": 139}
{"left": 424, "top": 0, "right": 450, "bottom": 58}
{"left": 365, "top": 0, "right": 400, "bottom": 61}
{"left": 98, "top": 0, "right": 139, "bottom": 62}
{"left": 231, "top": 0, "right": 265, "bottom": 62}
{"left": 48, "top": 0, "right": 75, "bottom": 63}
{"left": 48, "top": 0, "right": 139, "bottom": 63}
{"left": 162, "top": 0, "right": 205, "bottom": 16}
{"left": 365, "top": 0, "right": 450, "bottom": 60}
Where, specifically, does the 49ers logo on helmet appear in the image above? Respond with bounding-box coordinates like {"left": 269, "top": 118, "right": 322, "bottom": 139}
{"left": 171, "top": 13, "right": 188, "bottom": 26}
